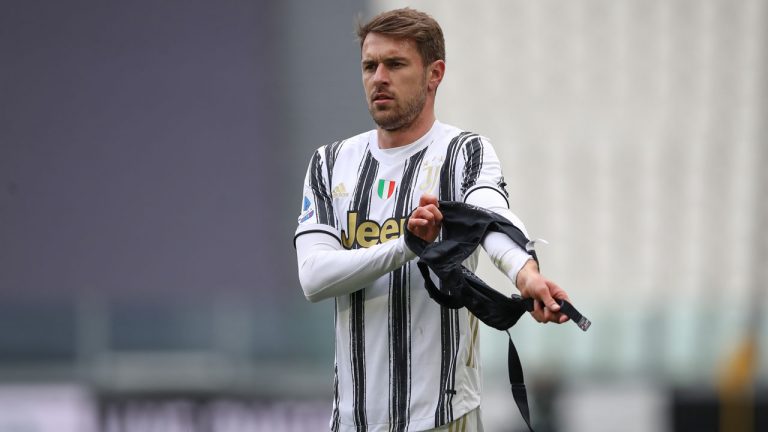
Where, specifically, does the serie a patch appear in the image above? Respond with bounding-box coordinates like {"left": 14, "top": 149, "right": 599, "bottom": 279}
{"left": 298, "top": 196, "right": 315, "bottom": 223}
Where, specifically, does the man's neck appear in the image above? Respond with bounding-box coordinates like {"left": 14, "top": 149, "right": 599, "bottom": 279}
{"left": 377, "top": 109, "right": 436, "bottom": 149}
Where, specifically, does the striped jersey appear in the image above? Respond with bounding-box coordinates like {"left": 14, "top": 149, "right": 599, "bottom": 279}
{"left": 295, "top": 121, "right": 510, "bottom": 432}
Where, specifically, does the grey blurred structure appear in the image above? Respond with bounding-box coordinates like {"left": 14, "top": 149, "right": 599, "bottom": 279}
{"left": 0, "top": 0, "right": 766, "bottom": 431}
{"left": 1, "top": 0, "right": 368, "bottom": 429}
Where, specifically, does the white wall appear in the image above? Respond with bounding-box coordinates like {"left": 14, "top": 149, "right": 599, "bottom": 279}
{"left": 373, "top": 0, "right": 767, "bottom": 385}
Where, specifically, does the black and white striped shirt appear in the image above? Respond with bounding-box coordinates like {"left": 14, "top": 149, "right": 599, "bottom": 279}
{"left": 295, "top": 121, "right": 530, "bottom": 432}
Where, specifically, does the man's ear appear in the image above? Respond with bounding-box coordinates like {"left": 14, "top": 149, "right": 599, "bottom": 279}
{"left": 427, "top": 60, "right": 446, "bottom": 92}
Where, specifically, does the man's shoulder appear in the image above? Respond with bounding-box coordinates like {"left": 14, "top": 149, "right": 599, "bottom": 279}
{"left": 436, "top": 121, "right": 463, "bottom": 135}
{"left": 314, "top": 129, "right": 373, "bottom": 154}
{"left": 434, "top": 122, "right": 490, "bottom": 145}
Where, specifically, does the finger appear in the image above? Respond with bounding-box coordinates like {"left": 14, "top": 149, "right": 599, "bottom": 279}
{"left": 549, "top": 283, "right": 571, "bottom": 304}
{"left": 412, "top": 219, "right": 429, "bottom": 228}
{"left": 415, "top": 206, "right": 435, "bottom": 220}
{"left": 543, "top": 306, "right": 557, "bottom": 323}
{"left": 431, "top": 206, "right": 443, "bottom": 224}
{"left": 553, "top": 312, "right": 567, "bottom": 324}
{"left": 407, "top": 218, "right": 428, "bottom": 232}
{"left": 532, "top": 299, "right": 545, "bottom": 323}
{"left": 538, "top": 281, "right": 561, "bottom": 312}
{"left": 421, "top": 205, "right": 442, "bottom": 224}
{"left": 410, "top": 209, "right": 434, "bottom": 226}
{"left": 538, "top": 288, "right": 560, "bottom": 313}
{"left": 419, "top": 194, "right": 438, "bottom": 207}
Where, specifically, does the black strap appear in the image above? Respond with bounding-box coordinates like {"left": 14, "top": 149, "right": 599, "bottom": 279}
{"left": 416, "top": 261, "right": 529, "bottom": 330}
{"left": 557, "top": 299, "right": 592, "bottom": 331}
{"left": 522, "top": 298, "right": 592, "bottom": 332}
{"left": 507, "top": 332, "right": 534, "bottom": 431}
{"left": 508, "top": 299, "right": 591, "bottom": 432}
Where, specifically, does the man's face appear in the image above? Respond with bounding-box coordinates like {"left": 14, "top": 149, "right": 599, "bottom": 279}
{"left": 361, "top": 33, "right": 429, "bottom": 131}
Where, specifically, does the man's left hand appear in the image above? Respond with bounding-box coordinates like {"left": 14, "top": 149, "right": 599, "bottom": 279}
{"left": 516, "top": 260, "right": 571, "bottom": 324}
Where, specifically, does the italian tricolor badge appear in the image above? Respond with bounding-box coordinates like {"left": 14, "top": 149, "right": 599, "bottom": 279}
{"left": 377, "top": 179, "right": 396, "bottom": 199}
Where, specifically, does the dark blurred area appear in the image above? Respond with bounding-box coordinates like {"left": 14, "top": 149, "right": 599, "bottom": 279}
{"left": 0, "top": 0, "right": 369, "bottom": 428}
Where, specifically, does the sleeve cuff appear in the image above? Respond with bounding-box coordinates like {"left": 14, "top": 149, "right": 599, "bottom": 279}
{"left": 294, "top": 223, "right": 342, "bottom": 248}
{"left": 508, "top": 256, "right": 534, "bottom": 289}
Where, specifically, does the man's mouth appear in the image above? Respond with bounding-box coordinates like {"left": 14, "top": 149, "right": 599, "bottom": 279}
{"left": 373, "top": 93, "right": 394, "bottom": 102}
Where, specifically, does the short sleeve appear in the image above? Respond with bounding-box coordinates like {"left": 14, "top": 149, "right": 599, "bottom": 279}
{"left": 458, "top": 136, "right": 510, "bottom": 206}
{"left": 295, "top": 149, "right": 341, "bottom": 241}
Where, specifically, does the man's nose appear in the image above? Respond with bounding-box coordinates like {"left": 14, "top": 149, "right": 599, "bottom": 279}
{"left": 373, "top": 64, "right": 389, "bottom": 84}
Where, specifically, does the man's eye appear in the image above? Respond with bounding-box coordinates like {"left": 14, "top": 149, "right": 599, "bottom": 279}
{"left": 363, "top": 63, "right": 376, "bottom": 72}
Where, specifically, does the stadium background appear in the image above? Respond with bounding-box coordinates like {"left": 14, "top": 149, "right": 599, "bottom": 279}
{"left": 0, "top": 0, "right": 765, "bottom": 430}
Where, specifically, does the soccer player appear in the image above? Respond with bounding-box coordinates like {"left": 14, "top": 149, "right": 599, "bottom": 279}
{"left": 294, "top": 8, "right": 572, "bottom": 432}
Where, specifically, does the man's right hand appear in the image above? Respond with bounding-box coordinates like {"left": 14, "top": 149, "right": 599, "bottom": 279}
{"left": 407, "top": 194, "right": 443, "bottom": 243}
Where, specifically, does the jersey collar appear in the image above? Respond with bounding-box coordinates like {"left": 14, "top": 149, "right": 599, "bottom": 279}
{"left": 368, "top": 120, "right": 440, "bottom": 165}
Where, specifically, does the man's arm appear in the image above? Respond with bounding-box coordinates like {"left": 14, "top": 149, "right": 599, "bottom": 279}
{"left": 297, "top": 193, "right": 443, "bottom": 303}
{"left": 443, "top": 132, "right": 572, "bottom": 323}
{"left": 295, "top": 233, "right": 416, "bottom": 302}
{"left": 295, "top": 145, "right": 426, "bottom": 302}
{"left": 465, "top": 188, "right": 571, "bottom": 324}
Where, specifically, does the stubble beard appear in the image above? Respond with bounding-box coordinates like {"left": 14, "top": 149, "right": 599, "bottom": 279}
{"left": 369, "top": 78, "right": 428, "bottom": 132}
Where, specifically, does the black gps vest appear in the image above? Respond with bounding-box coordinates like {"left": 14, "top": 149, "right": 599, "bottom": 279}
{"left": 404, "top": 201, "right": 591, "bottom": 432}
